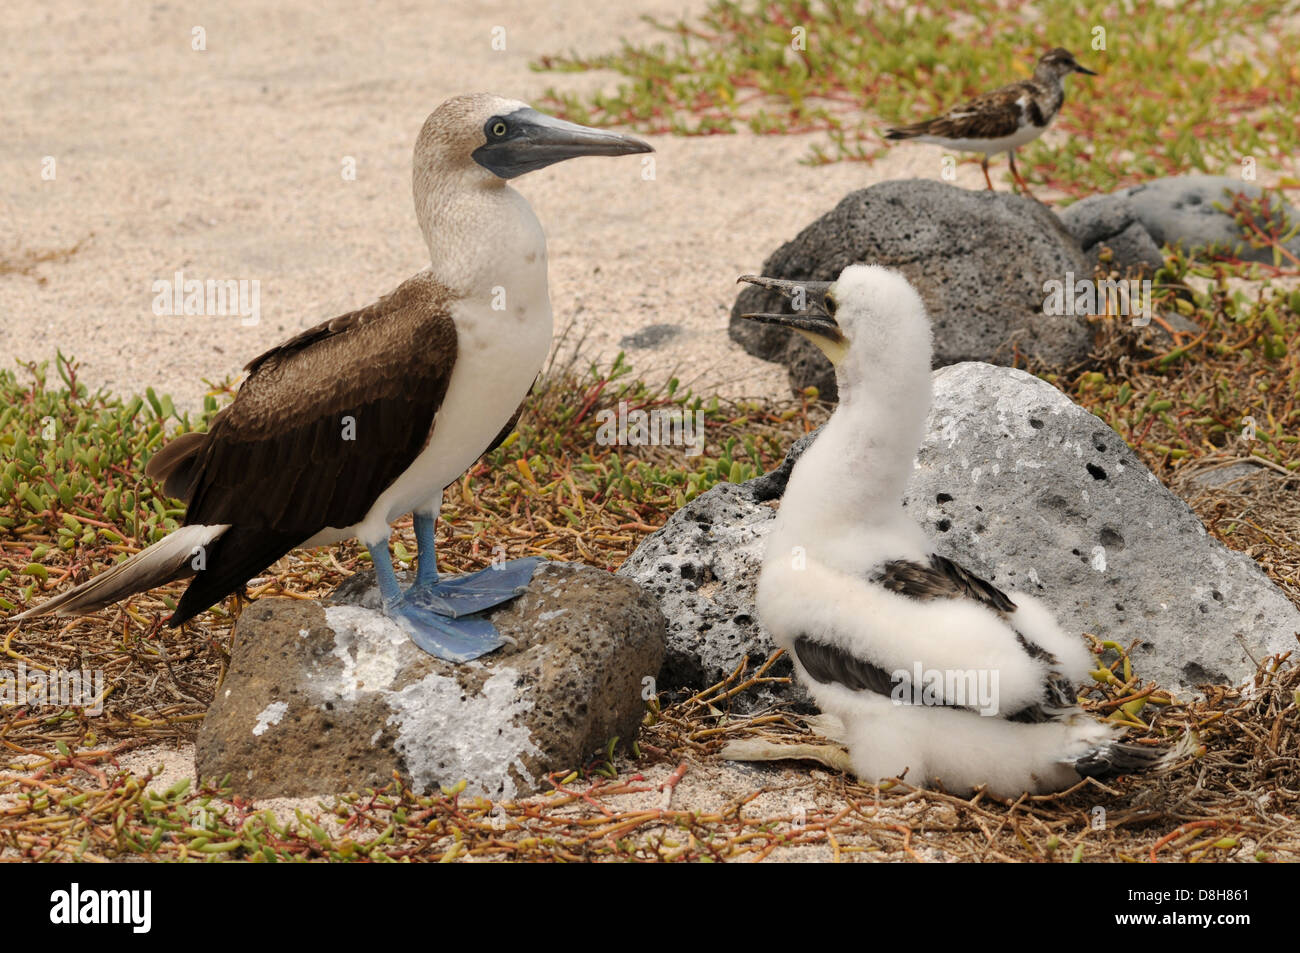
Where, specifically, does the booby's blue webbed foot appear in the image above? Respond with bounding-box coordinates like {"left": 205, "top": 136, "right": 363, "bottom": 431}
{"left": 366, "top": 530, "right": 544, "bottom": 662}
{"left": 387, "top": 603, "right": 510, "bottom": 662}
{"left": 400, "top": 556, "right": 546, "bottom": 618}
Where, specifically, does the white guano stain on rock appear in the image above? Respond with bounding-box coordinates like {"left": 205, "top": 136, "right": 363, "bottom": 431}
{"left": 322, "top": 605, "right": 407, "bottom": 699}
{"left": 253, "top": 701, "right": 288, "bottom": 737}
{"left": 316, "top": 606, "right": 543, "bottom": 799}
{"left": 937, "top": 414, "right": 962, "bottom": 447}
{"left": 387, "top": 668, "right": 541, "bottom": 800}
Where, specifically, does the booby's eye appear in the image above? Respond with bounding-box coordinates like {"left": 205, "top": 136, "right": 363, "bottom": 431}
{"left": 824, "top": 293, "right": 837, "bottom": 317}
{"left": 490, "top": 120, "right": 509, "bottom": 138}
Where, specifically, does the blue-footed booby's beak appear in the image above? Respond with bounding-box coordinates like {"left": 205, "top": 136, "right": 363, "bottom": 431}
{"left": 738, "top": 274, "right": 847, "bottom": 356}
{"left": 472, "top": 107, "right": 652, "bottom": 179}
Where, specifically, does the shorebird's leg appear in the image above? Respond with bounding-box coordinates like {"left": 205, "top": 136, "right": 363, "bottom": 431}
{"left": 980, "top": 155, "right": 994, "bottom": 190}
{"left": 1007, "top": 150, "right": 1039, "bottom": 200}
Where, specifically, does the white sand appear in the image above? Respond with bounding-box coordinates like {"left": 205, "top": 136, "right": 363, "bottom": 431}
{"left": 3, "top": 0, "right": 1006, "bottom": 409}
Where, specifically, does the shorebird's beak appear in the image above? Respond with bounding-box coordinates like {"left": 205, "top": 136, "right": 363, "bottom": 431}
{"left": 472, "top": 107, "right": 653, "bottom": 179}
{"left": 737, "top": 275, "right": 848, "bottom": 362}
{"left": 1073, "top": 63, "right": 1097, "bottom": 75}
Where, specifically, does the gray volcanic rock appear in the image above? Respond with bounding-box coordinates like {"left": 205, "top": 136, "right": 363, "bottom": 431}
{"left": 904, "top": 363, "right": 1298, "bottom": 691}
{"left": 620, "top": 363, "right": 1299, "bottom": 701}
{"left": 1056, "top": 191, "right": 1166, "bottom": 274}
{"left": 729, "top": 179, "right": 1094, "bottom": 400}
{"left": 196, "top": 562, "right": 664, "bottom": 799}
{"left": 1059, "top": 175, "right": 1300, "bottom": 274}
{"left": 614, "top": 430, "right": 824, "bottom": 713}
{"left": 616, "top": 480, "right": 812, "bottom": 713}
{"left": 1185, "top": 461, "right": 1269, "bottom": 491}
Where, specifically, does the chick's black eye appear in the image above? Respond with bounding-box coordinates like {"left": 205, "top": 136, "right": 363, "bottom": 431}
{"left": 491, "top": 120, "right": 508, "bottom": 138}
{"left": 824, "top": 294, "right": 837, "bottom": 317}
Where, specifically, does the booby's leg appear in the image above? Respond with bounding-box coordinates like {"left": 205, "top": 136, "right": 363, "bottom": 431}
{"left": 367, "top": 539, "right": 407, "bottom": 608}
{"left": 401, "top": 507, "right": 545, "bottom": 618}
{"left": 980, "top": 155, "right": 994, "bottom": 191}
{"left": 412, "top": 511, "right": 440, "bottom": 587}
{"left": 366, "top": 538, "right": 509, "bottom": 663}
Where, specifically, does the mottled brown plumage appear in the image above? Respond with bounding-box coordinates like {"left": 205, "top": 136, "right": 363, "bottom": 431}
{"left": 884, "top": 47, "right": 1095, "bottom": 195}
{"left": 885, "top": 77, "right": 1053, "bottom": 144}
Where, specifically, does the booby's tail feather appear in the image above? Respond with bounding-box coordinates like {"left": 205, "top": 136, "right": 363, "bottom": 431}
{"left": 1072, "top": 730, "right": 1197, "bottom": 780}
{"left": 169, "top": 525, "right": 304, "bottom": 627}
{"left": 10, "top": 524, "right": 230, "bottom": 621}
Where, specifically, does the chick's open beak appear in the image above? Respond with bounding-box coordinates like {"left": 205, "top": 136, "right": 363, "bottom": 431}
{"left": 737, "top": 275, "right": 846, "bottom": 346}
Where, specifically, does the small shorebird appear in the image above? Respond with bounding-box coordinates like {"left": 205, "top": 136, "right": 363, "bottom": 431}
{"left": 731, "top": 266, "right": 1181, "bottom": 796}
{"left": 885, "top": 48, "right": 1096, "bottom": 197}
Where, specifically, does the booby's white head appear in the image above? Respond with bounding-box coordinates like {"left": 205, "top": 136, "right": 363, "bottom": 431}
{"left": 741, "top": 265, "right": 937, "bottom": 566}
{"left": 415, "top": 93, "right": 652, "bottom": 191}
{"left": 411, "top": 93, "right": 652, "bottom": 295}
{"left": 739, "top": 264, "right": 933, "bottom": 405}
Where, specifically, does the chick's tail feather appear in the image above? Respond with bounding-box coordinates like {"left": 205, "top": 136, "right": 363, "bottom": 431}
{"left": 1072, "top": 729, "right": 1199, "bottom": 780}
{"left": 10, "top": 524, "right": 230, "bottom": 622}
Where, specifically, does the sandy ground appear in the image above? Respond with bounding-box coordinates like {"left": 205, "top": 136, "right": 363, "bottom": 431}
{"left": 3, "top": 0, "right": 1018, "bottom": 409}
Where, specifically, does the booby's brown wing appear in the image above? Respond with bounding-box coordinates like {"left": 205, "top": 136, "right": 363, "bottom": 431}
{"left": 885, "top": 80, "right": 1043, "bottom": 141}
{"left": 152, "top": 273, "right": 460, "bottom": 625}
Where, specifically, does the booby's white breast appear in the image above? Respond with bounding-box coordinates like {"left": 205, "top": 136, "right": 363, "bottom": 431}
{"left": 383, "top": 292, "right": 550, "bottom": 516}
{"left": 305, "top": 189, "right": 554, "bottom": 549}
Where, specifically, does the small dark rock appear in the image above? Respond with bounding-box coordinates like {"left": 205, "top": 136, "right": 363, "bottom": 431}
{"left": 1058, "top": 175, "right": 1300, "bottom": 275}
{"left": 619, "top": 323, "right": 682, "bottom": 350}
{"left": 729, "top": 179, "right": 1094, "bottom": 399}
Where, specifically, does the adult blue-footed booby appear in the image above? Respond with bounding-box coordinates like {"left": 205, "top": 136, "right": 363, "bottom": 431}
{"left": 13, "top": 93, "right": 651, "bottom": 662}
{"left": 738, "top": 265, "right": 1174, "bottom": 797}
